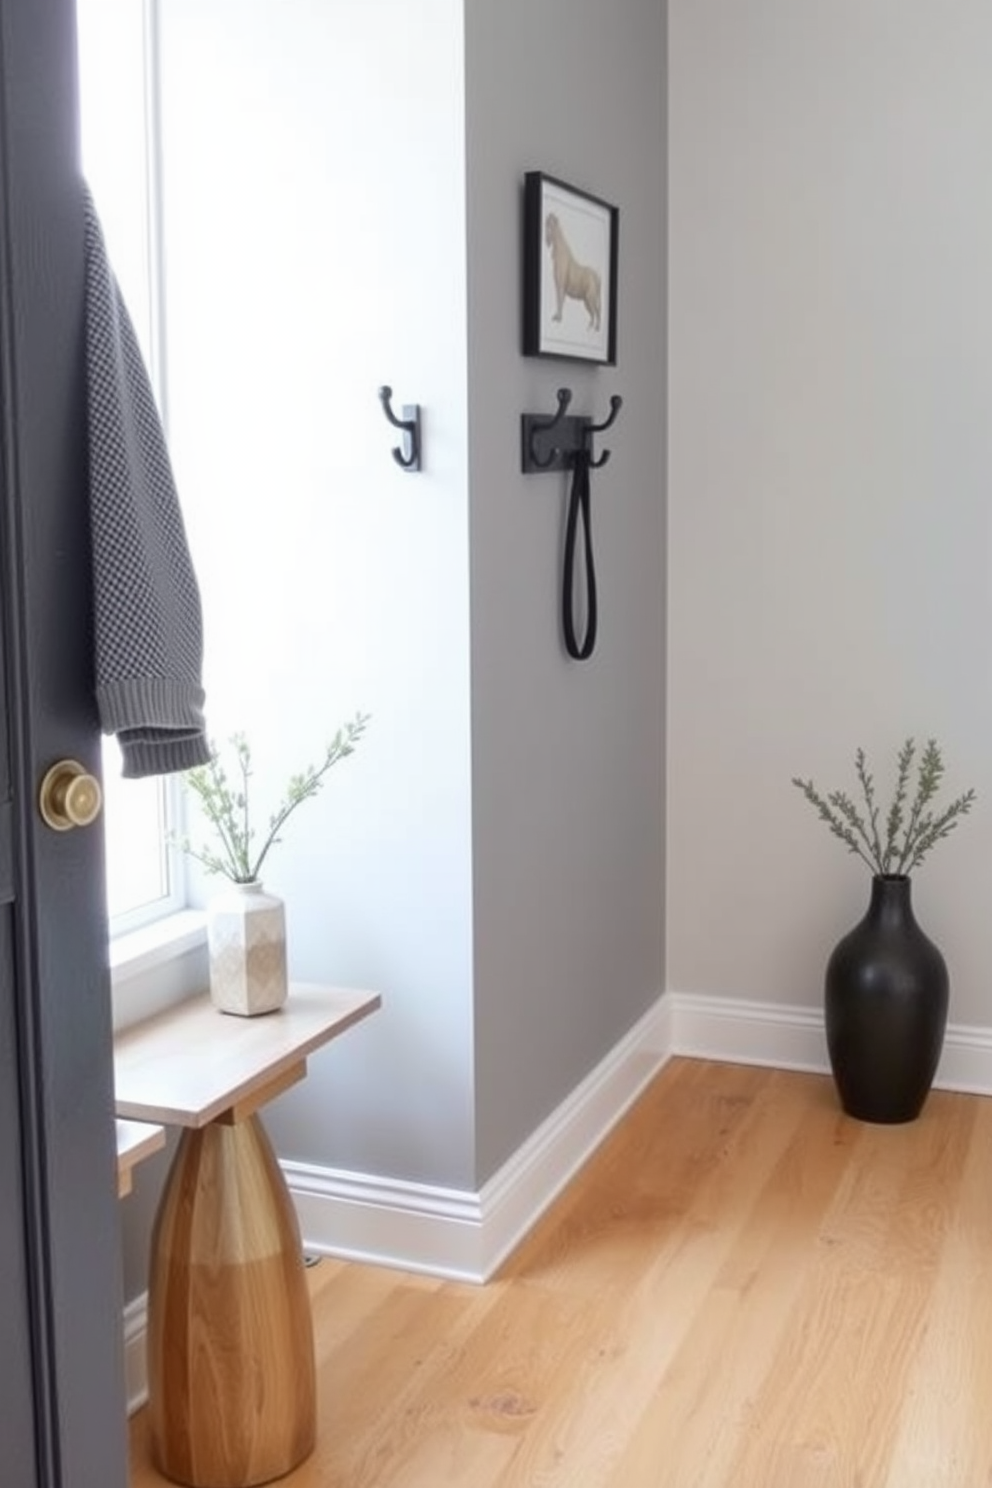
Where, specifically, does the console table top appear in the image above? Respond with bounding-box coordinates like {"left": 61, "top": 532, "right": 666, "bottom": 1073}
{"left": 114, "top": 982, "right": 381, "bottom": 1128}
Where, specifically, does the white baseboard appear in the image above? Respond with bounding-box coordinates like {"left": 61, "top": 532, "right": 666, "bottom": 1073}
{"left": 284, "top": 991, "right": 674, "bottom": 1284}
{"left": 671, "top": 992, "right": 827, "bottom": 1073}
{"left": 478, "top": 986, "right": 673, "bottom": 1278}
{"left": 934, "top": 1021, "right": 992, "bottom": 1097}
{"left": 286, "top": 1166, "right": 487, "bottom": 1283}
{"left": 284, "top": 991, "right": 992, "bottom": 1284}
{"left": 123, "top": 1292, "right": 149, "bottom": 1416}
{"left": 669, "top": 991, "right": 992, "bottom": 1097}
{"left": 122, "top": 988, "right": 992, "bottom": 1409}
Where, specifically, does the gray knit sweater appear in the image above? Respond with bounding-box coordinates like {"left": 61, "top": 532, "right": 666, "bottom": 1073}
{"left": 84, "top": 185, "right": 210, "bottom": 778}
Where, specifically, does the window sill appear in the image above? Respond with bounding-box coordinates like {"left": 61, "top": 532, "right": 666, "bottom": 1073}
{"left": 110, "top": 910, "right": 208, "bottom": 1034}
{"left": 110, "top": 909, "right": 207, "bottom": 984}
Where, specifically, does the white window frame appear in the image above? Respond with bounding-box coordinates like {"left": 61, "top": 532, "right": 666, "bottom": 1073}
{"left": 80, "top": 0, "right": 191, "bottom": 941}
{"left": 103, "top": 768, "right": 187, "bottom": 938}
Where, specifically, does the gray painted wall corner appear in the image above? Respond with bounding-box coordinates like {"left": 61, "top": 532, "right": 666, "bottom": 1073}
{"left": 465, "top": 0, "right": 668, "bottom": 1184}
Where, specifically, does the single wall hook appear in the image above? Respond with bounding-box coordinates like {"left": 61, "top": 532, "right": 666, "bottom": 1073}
{"left": 378, "top": 385, "right": 422, "bottom": 471}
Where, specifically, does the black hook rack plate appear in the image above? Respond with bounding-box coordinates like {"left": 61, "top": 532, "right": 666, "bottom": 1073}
{"left": 521, "top": 412, "right": 592, "bottom": 473}
{"left": 521, "top": 389, "right": 622, "bottom": 473}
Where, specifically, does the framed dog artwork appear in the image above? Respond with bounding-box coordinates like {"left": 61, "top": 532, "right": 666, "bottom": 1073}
{"left": 523, "top": 171, "right": 618, "bottom": 365}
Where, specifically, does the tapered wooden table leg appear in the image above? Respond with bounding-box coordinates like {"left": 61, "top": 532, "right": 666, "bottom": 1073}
{"left": 146, "top": 1116, "right": 316, "bottom": 1488}
{"left": 115, "top": 987, "right": 381, "bottom": 1482}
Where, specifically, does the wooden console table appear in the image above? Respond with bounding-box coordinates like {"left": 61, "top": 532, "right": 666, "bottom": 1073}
{"left": 116, "top": 1118, "right": 166, "bottom": 1199}
{"left": 115, "top": 982, "right": 381, "bottom": 1488}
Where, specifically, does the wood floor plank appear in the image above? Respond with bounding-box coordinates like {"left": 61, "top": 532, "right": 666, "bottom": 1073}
{"left": 486, "top": 1066, "right": 820, "bottom": 1487}
{"left": 312, "top": 1273, "right": 508, "bottom": 1487}
{"left": 607, "top": 1086, "right": 858, "bottom": 1487}
{"left": 128, "top": 1059, "right": 992, "bottom": 1488}
{"left": 882, "top": 1095, "right": 992, "bottom": 1488}
{"left": 722, "top": 1088, "right": 976, "bottom": 1487}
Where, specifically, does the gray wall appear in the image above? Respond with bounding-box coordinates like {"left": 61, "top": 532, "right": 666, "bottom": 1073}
{"left": 668, "top": 2, "right": 992, "bottom": 1016}
{"left": 465, "top": 0, "right": 667, "bottom": 1182}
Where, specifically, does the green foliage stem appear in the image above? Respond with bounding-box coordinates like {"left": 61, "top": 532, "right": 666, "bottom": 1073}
{"left": 792, "top": 738, "right": 975, "bottom": 878}
{"left": 174, "top": 712, "right": 370, "bottom": 883}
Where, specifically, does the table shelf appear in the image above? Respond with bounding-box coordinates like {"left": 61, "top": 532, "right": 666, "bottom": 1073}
{"left": 115, "top": 1118, "right": 166, "bottom": 1198}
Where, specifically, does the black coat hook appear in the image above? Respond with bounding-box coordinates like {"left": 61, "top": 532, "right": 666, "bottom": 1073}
{"left": 378, "top": 385, "right": 422, "bottom": 471}
{"left": 520, "top": 390, "right": 623, "bottom": 664}
{"left": 521, "top": 388, "right": 622, "bottom": 473}
{"left": 586, "top": 395, "right": 623, "bottom": 468}
{"left": 526, "top": 387, "right": 572, "bottom": 470}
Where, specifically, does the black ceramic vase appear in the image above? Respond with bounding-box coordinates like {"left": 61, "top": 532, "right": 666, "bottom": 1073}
{"left": 825, "top": 874, "right": 948, "bottom": 1124}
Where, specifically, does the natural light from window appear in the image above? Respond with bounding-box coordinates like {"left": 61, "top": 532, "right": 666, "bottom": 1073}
{"left": 77, "top": 0, "right": 184, "bottom": 931}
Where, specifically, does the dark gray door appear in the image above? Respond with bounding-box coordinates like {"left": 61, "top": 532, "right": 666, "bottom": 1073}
{"left": 0, "top": 0, "right": 129, "bottom": 1484}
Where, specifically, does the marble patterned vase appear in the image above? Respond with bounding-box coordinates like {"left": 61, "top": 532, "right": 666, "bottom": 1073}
{"left": 206, "top": 880, "right": 288, "bottom": 1016}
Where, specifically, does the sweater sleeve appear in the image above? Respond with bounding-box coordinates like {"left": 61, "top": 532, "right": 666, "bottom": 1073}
{"left": 84, "top": 182, "right": 211, "bottom": 778}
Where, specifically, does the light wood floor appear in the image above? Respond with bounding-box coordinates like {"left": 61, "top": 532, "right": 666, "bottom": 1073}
{"left": 129, "top": 1058, "right": 992, "bottom": 1487}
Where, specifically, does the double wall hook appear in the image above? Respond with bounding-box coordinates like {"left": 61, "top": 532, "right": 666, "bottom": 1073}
{"left": 378, "top": 385, "right": 422, "bottom": 471}
{"left": 586, "top": 395, "right": 622, "bottom": 469}
{"left": 527, "top": 388, "right": 572, "bottom": 470}
{"left": 520, "top": 389, "right": 624, "bottom": 664}
{"left": 521, "top": 388, "right": 623, "bottom": 473}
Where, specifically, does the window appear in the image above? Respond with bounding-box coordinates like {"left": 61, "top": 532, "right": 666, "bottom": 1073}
{"left": 77, "top": 0, "right": 185, "bottom": 932}
{"left": 100, "top": 754, "right": 183, "bottom": 931}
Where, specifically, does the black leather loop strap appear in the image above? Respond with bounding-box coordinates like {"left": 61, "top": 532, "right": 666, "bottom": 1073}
{"left": 562, "top": 449, "right": 598, "bottom": 661}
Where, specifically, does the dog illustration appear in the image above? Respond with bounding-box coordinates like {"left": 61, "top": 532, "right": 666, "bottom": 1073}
{"left": 545, "top": 212, "right": 602, "bottom": 331}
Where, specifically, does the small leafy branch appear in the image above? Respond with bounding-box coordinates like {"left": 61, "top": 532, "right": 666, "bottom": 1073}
{"left": 792, "top": 738, "right": 976, "bottom": 877}
{"left": 174, "top": 713, "right": 370, "bottom": 883}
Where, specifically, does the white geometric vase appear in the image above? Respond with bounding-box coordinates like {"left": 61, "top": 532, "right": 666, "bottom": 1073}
{"left": 206, "top": 880, "right": 288, "bottom": 1017}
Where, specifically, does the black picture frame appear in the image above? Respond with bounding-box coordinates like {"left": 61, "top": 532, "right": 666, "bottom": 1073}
{"left": 522, "top": 171, "right": 618, "bottom": 365}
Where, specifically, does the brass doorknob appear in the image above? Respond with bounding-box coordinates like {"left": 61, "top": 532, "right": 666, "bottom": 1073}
{"left": 39, "top": 759, "right": 103, "bottom": 831}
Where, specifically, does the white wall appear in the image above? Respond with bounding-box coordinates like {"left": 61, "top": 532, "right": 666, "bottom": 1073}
{"left": 158, "top": 0, "right": 476, "bottom": 1187}
{"left": 156, "top": 0, "right": 668, "bottom": 1198}
{"left": 465, "top": 0, "right": 667, "bottom": 1180}
{"left": 112, "top": 0, "right": 668, "bottom": 1265}
{"left": 668, "top": 3, "right": 992, "bottom": 1019}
